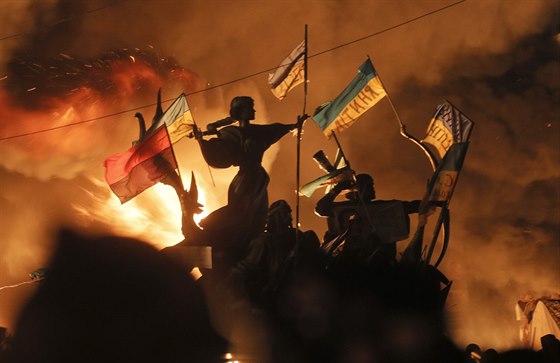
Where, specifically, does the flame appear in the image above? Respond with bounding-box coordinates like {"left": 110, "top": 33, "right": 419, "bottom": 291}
{"left": 0, "top": 48, "right": 204, "bottom": 180}
{"left": 74, "top": 172, "right": 210, "bottom": 250}
{"left": 0, "top": 48, "right": 211, "bottom": 249}
{"left": 0, "top": 47, "right": 236, "bottom": 331}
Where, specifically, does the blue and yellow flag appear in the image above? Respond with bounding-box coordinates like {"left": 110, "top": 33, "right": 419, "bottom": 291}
{"left": 427, "top": 142, "right": 469, "bottom": 203}
{"left": 421, "top": 101, "right": 474, "bottom": 159}
{"left": 146, "top": 93, "right": 194, "bottom": 144}
{"left": 312, "top": 58, "right": 386, "bottom": 138}
{"left": 403, "top": 141, "right": 470, "bottom": 263}
{"left": 268, "top": 40, "right": 305, "bottom": 100}
{"left": 299, "top": 167, "right": 353, "bottom": 197}
{"left": 299, "top": 148, "right": 351, "bottom": 197}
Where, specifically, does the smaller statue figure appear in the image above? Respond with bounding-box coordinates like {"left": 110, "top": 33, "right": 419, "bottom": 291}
{"left": 315, "top": 173, "right": 420, "bottom": 268}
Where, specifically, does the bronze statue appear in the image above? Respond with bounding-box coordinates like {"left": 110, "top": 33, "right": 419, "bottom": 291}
{"left": 228, "top": 200, "right": 321, "bottom": 308}
{"left": 316, "top": 173, "right": 420, "bottom": 268}
{"left": 193, "top": 96, "right": 306, "bottom": 269}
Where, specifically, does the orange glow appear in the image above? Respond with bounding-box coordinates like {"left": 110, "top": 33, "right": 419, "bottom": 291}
{"left": 0, "top": 48, "right": 203, "bottom": 144}
{"left": 74, "top": 172, "right": 211, "bottom": 250}
{"left": 107, "top": 60, "right": 160, "bottom": 97}
{"left": 0, "top": 49, "right": 209, "bottom": 248}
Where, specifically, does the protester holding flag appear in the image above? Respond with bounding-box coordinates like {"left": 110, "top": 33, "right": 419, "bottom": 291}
{"left": 193, "top": 96, "right": 307, "bottom": 268}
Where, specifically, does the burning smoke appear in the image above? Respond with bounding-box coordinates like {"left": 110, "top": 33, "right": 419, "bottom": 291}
{"left": 0, "top": 47, "right": 203, "bottom": 178}
{"left": 0, "top": 7, "right": 213, "bottom": 328}
{"left": 0, "top": 45, "right": 210, "bottom": 280}
{"left": 0, "top": 1, "right": 280, "bottom": 332}
{"left": 0, "top": 0, "right": 558, "bottom": 353}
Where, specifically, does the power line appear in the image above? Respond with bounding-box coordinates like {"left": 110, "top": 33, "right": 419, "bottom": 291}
{"left": 188, "top": 0, "right": 467, "bottom": 93}
{"left": 0, "top": 102, "right": 162, "bottom": 141}
{"left": 0, "top": 0, "right": 129, "bottom": 42}
{"left": 0, "top": 0, "right": 467, "bottom": 142}
{"left": 312, "top": 0, "right": 467, "bottom": 57}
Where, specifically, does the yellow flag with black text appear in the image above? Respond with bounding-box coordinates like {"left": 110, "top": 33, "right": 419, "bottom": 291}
{"left": 312, "top": 58, "right": 386, "bottom": 138}
{"left": 421, "top": 101, "right": 474, "bottom": 159}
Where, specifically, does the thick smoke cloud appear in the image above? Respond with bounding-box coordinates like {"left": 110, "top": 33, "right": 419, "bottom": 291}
{"left": 0, "top": 0, "right": 558, "bottom": 351}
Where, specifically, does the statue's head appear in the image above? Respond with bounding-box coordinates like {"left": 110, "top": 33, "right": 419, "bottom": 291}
{"left": 229, "top": 96, "right": 255, "bottom": 122}
{"left": 347, "top": 173, "right": 375, "bottom": 202}
{"left": 266, "top": 199, "right": 293, "bottom": 233}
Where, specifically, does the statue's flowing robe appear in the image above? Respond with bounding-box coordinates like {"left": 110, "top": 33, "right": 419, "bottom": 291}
{"left": 198, "top": 123, "right": 293, "bottom": 267}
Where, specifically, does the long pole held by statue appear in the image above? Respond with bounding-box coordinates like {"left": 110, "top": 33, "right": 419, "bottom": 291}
{"left": 330, "top": 130, "right": 376, "bottom": 238}
{"left": 371, "top": 57, "right": 453, "bottom": 266}
{"left": 184, "top": 92, "right": 216, "bottom": 187}
{"left": 369, "top": 54, "right": 438, "bottom": 172}
{"left": 295, "top": 24, "right": 308, "bottom": 247}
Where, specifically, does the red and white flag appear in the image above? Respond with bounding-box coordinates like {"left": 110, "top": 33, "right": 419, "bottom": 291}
{"left": 104, "top": 125, "right": 177, "bottom": 203}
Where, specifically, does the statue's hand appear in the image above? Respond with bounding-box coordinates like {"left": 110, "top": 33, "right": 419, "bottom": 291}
{"left": 206, "top": 123, "right": 217, "bottom": 133}
{"left": 296, "top": 113, "right": 310, "bottom": 128}
{"left": 191, "top": 126, "right": 203, "bottom": 140}
{"left": 334, "top": 179, "right": 354, "bottom": 193}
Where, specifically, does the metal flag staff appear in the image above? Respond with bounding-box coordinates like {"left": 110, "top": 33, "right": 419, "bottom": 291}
{"left": 371, "top": 55, "right": 452, "bottom": 267}
{"left": 185, "top": 93, "right": 216, "bottom": 188}
{"left": 424, "top": 100, "right": 474, "bottom": 267}
{"left": 295, "top": 24, "right": 308, "bottom": 247}
{"left": 330, "top": 130, "right": 377, "bottom": 246}
{"left": 368, "top": 55, "right": 438, "bottom": 172}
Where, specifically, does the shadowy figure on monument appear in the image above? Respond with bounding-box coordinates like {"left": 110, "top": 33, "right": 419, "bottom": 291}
{"left": 228, "top": 200, "right": 322, "bottom": 309}
{"left": 194, "top": 96, "right": 306, "bottom": 270}
{"left": 315, "top": 173, "right": 420, "bottom": 270}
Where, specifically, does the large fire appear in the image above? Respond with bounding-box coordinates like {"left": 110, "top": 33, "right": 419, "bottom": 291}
{"left": 0, "top": 48, "right": 211, "bottom": 247}
{"left": 74, "top": 175, "right": 209, "bottom": 249}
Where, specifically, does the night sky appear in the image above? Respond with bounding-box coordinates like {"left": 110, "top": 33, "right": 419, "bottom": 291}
{"left": 0, "top": 0, "right": 558, "bottom": 351}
